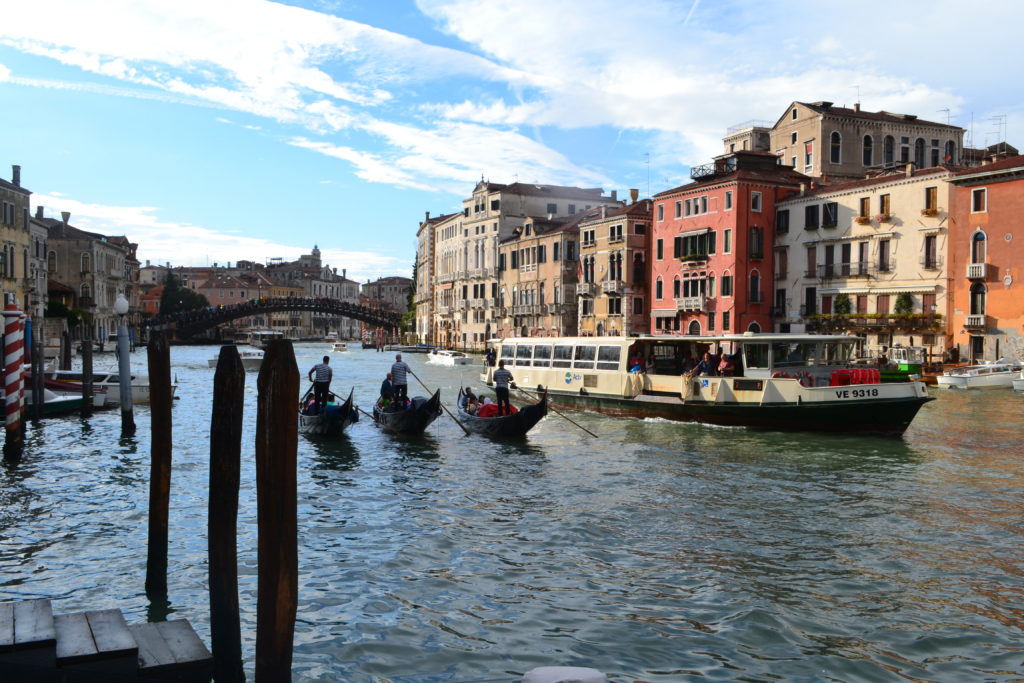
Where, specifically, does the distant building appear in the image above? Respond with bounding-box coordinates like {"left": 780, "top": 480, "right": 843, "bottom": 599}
{"left": 362, "top": 276, "right": 412, "bottom": 314}
{"left": 0, "top": 165, "right": 34, "bottom": 314}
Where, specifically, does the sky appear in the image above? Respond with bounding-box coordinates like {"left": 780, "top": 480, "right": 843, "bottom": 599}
{"left": 1, "top": 0, "right": 1022, "bottom": 283}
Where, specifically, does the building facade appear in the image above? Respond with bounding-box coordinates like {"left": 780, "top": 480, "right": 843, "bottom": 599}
{"left": 947, "top": 156, "right": 1024, "bottom": 363}
{"left": 0, "top": 165, "right": 33, "bottom": 312}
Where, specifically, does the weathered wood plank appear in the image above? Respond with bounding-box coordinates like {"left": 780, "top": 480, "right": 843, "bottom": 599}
{"left": 157, "top": 620, "right": 212, "bottom": 664}
{"left": 0, "top": 601, "right": 15, "bottom": 647}
{"left": 54, "top": 612, "right": 97, "bottom": 662}
{"left": 146, "top": 331, "right": 173, "bottom": 597}
{"left": 130, "top": 622, "right": 176, "bottom": 668}
{"left": 14, "top": 598, "right": 55, "bottom": 646}
{"left": 86, "top": 609, "right": 136, "bottom": 656}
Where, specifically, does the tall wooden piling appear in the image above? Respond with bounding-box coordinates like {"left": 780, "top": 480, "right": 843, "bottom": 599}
{"left": 255, "top": 340, "right": 298, "bottom": 681}
{"left": 80, "top": 322, "right": 93, "bottom": 418}
{"left": 145, "top": 331, "right": 172, "bottom": 598}
{"left": 209, "top": 345, "right": 245, "bottom": 683}
{"left": 60, "top": 330, "right": 71, "bottom": 371}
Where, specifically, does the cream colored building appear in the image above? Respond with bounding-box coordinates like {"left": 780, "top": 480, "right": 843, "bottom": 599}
{"left": 770, "top": 101, "right": 964, "bottom": 181}
{"left": 0, "top": 165, "right": 32, "bottom": 312}
{"left": 774, "top": 165, "right": 953, "bottom": 356}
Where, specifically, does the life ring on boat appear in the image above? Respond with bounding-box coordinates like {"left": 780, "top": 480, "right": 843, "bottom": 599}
{"left": 771, "top": 371, "right": 790, "bottom": 379}
{"left": 795, "top": 370, "right": 813, "bottom": 387}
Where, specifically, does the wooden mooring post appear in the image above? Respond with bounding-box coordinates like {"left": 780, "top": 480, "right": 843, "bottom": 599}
{"left": 209, "top": 345, "right": 245, "bottom": 682}
{"left": 255, "top": 340, "right": 298, "bottom": 681}
{"left": 146, "top": 331, "right": 172, "bottom": 598}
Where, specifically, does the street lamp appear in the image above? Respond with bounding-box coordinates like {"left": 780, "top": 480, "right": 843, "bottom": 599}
{"left": 115, "top": 293, "right": 136, "bottom": 436}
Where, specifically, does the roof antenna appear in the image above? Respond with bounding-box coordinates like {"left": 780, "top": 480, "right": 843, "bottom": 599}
{"left": 938, "top": 108, "right": 950, "bottom": 125}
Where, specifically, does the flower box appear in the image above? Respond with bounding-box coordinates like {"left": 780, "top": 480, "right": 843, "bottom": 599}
{"left": 854, "top": 215, "right": 872, "bottom": 225}
{"left": 920, "top": 208, "right": 939, "bottom": 217}
{"left": 874, "top": 213, "right": 891, "bottom": 223}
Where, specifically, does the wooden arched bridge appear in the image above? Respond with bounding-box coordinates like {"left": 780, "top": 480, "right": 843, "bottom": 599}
{"left": 146, "top": 297, "right": 402, "bottom": 338}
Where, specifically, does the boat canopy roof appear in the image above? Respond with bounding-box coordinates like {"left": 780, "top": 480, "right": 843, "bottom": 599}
{"left": 487, "top": 332, "right": 861, "bottom": 345}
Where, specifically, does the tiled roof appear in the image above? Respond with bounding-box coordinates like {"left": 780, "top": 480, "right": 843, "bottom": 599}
{"left": 0, "top": 178, "right": 30, "bottom": 194}
{"left": 492, "top": 182, "right": 609, "bottom": 200}
{"left": 952, "top": 154, "right": 1024, "bottom": 178}
{"left": 796, "top": 166, "right": 955, "bottom": 198}
{"left": 654, "top": 167, "right": 810, "bottom": 198}
{"left": 798, "top": 101, "right": 961, "bottom": 130}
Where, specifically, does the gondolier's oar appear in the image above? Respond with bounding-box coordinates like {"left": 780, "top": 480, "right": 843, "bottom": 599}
{"left": 409, "top": 370, "right": 471, "bottom": 436}
{"left": 514, "top": 385, "right": 597, "bottom": 438}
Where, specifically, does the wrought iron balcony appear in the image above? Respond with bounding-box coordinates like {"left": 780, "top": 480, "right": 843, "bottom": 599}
{"left": 690, "top": 157, "right": 737, "bottom": 180}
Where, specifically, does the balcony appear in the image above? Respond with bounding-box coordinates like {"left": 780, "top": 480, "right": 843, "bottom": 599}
{"left": 576, "top": 282, "right": 598, "bottom": 296}
{"left": 455, "top": 301, "right": 467, "bottom": 311}
{"left": 690, "top": 156, "right": 736, "bottom": 180}
{"left": 437, "top": 305, "right": 451, "bottom": 315}
{"left": 967, "top": 263, "right": 988, "bottom": 280}
{"left": 920, "top": 256, "right": 943, "bottom": 270}
{"left": 602, "top": 280, "right": 623, "bottom": 294}
{"left": 679, "top": 253, "right": 710, "bottom": 265}
{"left": 486, "top": 298, "right": 495, "bottom": 307}
{"left": 675, "top": 294, "right": 706, "bottom": 311}
{"left": 807, "top": 314, "right": 944, "bottom": 332}
{"left": 608, "top": 235, "right": 624, "bottom": 244}
{"left": 581, "top": 240, "right": 596, "bottom": 248}
{"left": 470, "top": 298, "right": 485, "bottom": 308}
{"left": 965, "top": 314, "right": 988, "bottom": 329}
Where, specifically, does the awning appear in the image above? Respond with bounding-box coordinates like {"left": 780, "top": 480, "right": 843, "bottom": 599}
{"left": 680, "top": 227, "right": 711, "bottom": 238}
{"left": 803, "top": 231, "right": 896, "bottom": 246}
{"left": 918, "top": 226, "right": 946, "bottom": 235}
{"left": 819, "top": 285, "right": 938, "bottom": 295}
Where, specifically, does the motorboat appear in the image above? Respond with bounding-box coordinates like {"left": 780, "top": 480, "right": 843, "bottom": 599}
{"left": 246, "top": 330, "right": 285, "bottom": 348}
{"left": 330, "top": 342, "right": 348, "bottom": 353}
{"left": 427, "top": 349, "right": 472, "bottom": 366}
{"left": 382, "top": 344, "right": 436, "bottom": 354}
{"left": 49, "top": 369, "right": 177, "bottom": 406}
{"left": 936, "top": 358, "right": 1023, "bottom": 389}
{"left": 207, "top": 348, "right": 264, "bottom": 371}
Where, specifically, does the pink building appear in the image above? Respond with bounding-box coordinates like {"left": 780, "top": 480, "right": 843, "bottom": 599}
{"left": 649, "top": 151, "right": 807, "bottom": 335}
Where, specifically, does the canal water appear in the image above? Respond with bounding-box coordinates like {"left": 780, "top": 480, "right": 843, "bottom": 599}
{"left": 1, "top": 343, "right": 1022, "bottom": 682}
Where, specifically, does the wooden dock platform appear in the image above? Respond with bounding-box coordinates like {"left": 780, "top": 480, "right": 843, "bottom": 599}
{"left": 0, "top": 599, "right": 212, "bottom": 682}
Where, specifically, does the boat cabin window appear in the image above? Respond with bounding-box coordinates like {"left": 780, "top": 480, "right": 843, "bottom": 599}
{"left": 533, "top": 345, "right": 552, "bottom": 367}
{"left": 552, "top": 344, "right": 573, "bottom": 368}
{"left": 501, "top": 344, "right": 516, "bottom": 363}
{"left": 743, "top": 343, "right": 769, "bottom": 369}
{"left": 772, "top": 342, "right": 817, "bottom": 368}
{"left": 597, "top": 345, "right": 622, "bottom": 371}
{"left": 821, "top": 342, "right": 854, "bottom": 364}
{"left": 573, "top": 345, "right": 596, "bottom": 369}
{"left": 516, "top": 345, "right": 533, "bottom": 366}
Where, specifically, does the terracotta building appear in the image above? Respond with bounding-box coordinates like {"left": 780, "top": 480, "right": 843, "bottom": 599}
{"left": 947, "top": 155, "right": 1024, "bottom": 363}
{"left": 650, "top": 151, "right": 807, "bottom": 336}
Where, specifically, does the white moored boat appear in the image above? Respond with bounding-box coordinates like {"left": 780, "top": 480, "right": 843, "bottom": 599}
{"left": 427, "top": 349, "right": 472, "bottom": 366}
{"left": 49, "top": 370, "right": 177, "bottom": 406}
{"left": 208, "top": 348, "right": 264, "bottom": 371}
{"left": 1013, "top": 371, "right": 1024, "bottom": 391}
{"left": 935, "top": 358, "right": 1023, "bottom": 389}
{"left": 480, "top": 333, "right": 933, "bottom": 436}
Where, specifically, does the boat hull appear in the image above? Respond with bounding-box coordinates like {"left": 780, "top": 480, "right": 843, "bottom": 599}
{"left": 373, "top": 390, "right": 442, "bottom": 434}
{"left": 457, "top": 390, "right": 547, "bottom": 437}
{"left": 299, "top": 389, "right": 357, "bottom": 437}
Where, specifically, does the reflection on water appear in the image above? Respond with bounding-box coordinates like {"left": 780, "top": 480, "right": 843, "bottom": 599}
{"left": 1, "top": 345, "right": 1023, "bottom": 681}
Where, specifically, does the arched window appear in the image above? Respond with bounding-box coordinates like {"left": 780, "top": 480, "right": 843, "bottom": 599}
{"left": 747, "top": 321, "right": 762, "bottom": 333}
{"left": 914, "top": 138, "right": 926, "bottom": 167}
{"left": 673, "top": 275, "right": 681, "bottom": 298}
{"left": 632, "top": 253, "right": 645, "bottom": 283}
{"left": 80, "top": 283, "right": 92, "bottom": 303}
{"left": 48, "top": 250, "right": 57, "bottom": 272}
{"left": 688, "top": 320, "right": 701, "bottom": 335}
{"left": 749, "top": 270, "right": 762, "bottom": 303}
{"left": 863, "top": 135, "right": 873, "bottom": 166}
{"left": 944, "top": 141, "right": 956, "bottom": 164}
{"left": 970, "top": 282, "right": 986, "bottom": 315}
{"left": 884, "top": 136, "right": 895, "bottom": 165}
{"left": 655, "top": 277, "right": 663, "bottom": 300}
{"left": 830, "top": 131, "right": 842, "bottom": 163}
{"left": 971, "top": 231, "right": 987, "bottom": 263}
{"left": 81, "top": 252, "right": 91, "bottom": 273}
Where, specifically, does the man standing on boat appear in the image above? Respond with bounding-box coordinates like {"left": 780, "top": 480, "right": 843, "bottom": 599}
{"left": 696, "top": 351, "right": 718, "bottom": 377}
{"left": 493, "top": 360, "right": 514, "bottom": 416}
{"left": 391, "top": 354, "right": 411, "bottom": 401}
{"left": 308, "top": 356, "right": 333, "bottom": 410}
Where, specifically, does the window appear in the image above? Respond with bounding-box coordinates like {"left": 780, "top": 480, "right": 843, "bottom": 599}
{"left": 546, "top": 203, "right": 557, "bottom": 214}
{"left": 568, "top": 204, "right": 575, "bottom": 215}
{"left": 609, "top": 224, "right": 623, "bottom": 241}
{"left": 597, "top": 345, "right": 621, "bottom": 370}
{"left": 876, "top": 294, "right": 890, "bottom": 315}
{"left": 673, "top": 277, "right": 681, "bottom": 298}
{"left": 970, "top": 282, "right": 986, "bottom": 316}
{"left": 804, "top": 142, "right": 813, "bottom": 169}
{"left": 863, "top": 135, "right": 873, "bottom": 166}
{"left": 655, "top": 278, "right": 663, "bottom": 299}
{"left": 914, "top": 138, "right": 925, "bottom": 168}
{"left": 708, "top": 311, "right": 716, "bottom": 331}
{"left": 656, "top": 238, "right": 664, "bottom": 260}
{"left": 675, "top": 200, "right": 682, "bottom": 218}
{"left": 791, "top": 131, "right": 798, "bottom": 144}
{"left": 972, "top": 188, "right": 987, "bottom": 213}
{"left": 749, "top": 271, "right": 762, "bottom": 302}
{"left": 792, "top": 108, "right": 798, "bottom": 120}
{"left": 859, "top": 197, "right": 870, "bottom": 218}
{"left": 791, "top": 155, "right": 797, "bottom": 169}
{"left": 878, "top": 239, "right": 891, "bottom": 272}
{"left": 533, "top": 345, "right": 552, "bottom": 367}
{"left": 751, "top": 191, "right": 762, "bottom": 212}
{"left": 822, "top": 202, "right": 838, "bottom": 228}
{"left": 925, "top": 186, "right": 938, "bottom": 211}
{"left": 684, "top": 199, "right": 692, "bottom": 216}
{"left": 944, "top": 141, "right": 956, "bottom": 164}
{"left": 830, "top": 131, "right": 841, "bottom": 163}
{"left": 700, "top": 196, "right": 708, "bottom": 213}
{"left": 971, "top": 231, "right": 987, "bottom": 263}
{"left": 776, "top": 209, "right": 790, "bottom": 234}
{"left": 657, "top": 204, "right": 664, "bottom": 221}
{"left": 552, "top": 345, "right": 573, "bottom": 368}
{"left": 804, "top": 287, "right": 817, "bottom": 315}
{"left": 879, "top": 194, "right": 891, "bottom": 216}
{"left": 722, "top": 311, "right": 731, "bottom": 330}
{"left": 634, "top": 223, "right": 646, "bottom": 235}
{"left": 775, "top": 247, "right": 788, "bottom": 279}
{"left": 856, "top": 295, "right": 868, "bottom": 314}
{"left": 805, "top": 204, "right": 820, "bottom": 229}
{"left": 725, "top": 191, "right": 733, "bottom": 210}
{"left": 884, "top": 135, "right": 895, "bottom": 165}
{"left": 721, "top": 274, "right": 733, "bottom": 297}
{"left": 633, "top": 297, "right": 644, "bottom": 315}
{"left": 724, "top": 229, "right": 732, "bottom": 253}
{"left": 491, "top": 199, "right": 500, "bottom": 211}
{"left": 806, "top": 246, "right": 817, "bottom": 277}
{"left": 749, "top": 227, "right": 763, "bottom": 258}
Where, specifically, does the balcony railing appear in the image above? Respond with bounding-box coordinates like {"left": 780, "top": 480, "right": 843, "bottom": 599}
{"left": 602, "top": 280, "right": 623, "bottom": 294}
{"left": 470, "top": 298, "right": 485, "bottom": 308}
{"left": 920, "top": 256, "right": 943, "bottom": 270}
{"left": 486, "top": 298, "right": 495, "bottom": 307}
{"left": 576, "top": 282, "right": 598, "bottom": 296}
{"left": 675, "top": 294, "right": 706, "bottom": 311}
{"left": 608, "top": 235, "right": 624, "bottom": 244}
{"left": 965, "top": 314, "right": 987, "bottom": 329}
{"left": 455, "top": 301, "right": 467, "bottom": 311}
{"left": 807, "top": 314, "right": 944, "bottom": 331}
{"left": 967, "top": 263, "right": 987, "bottom": 280}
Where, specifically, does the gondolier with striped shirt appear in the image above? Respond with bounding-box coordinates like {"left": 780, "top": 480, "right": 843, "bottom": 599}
{"left": 391, "top": 353, "right": 411, "bottom": 402}
{"left": 308, "top": 356, "right": 333, "bottom": 411}
{"left": 493, "top": 360, "right": 514, "bottom": 416}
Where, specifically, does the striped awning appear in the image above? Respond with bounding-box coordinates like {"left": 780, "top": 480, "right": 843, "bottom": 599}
{"left": 680, "top": 227, "right": 711, "bottom": 238}
{"left": 819, "top": 284, "right": 937, "bottom": 295}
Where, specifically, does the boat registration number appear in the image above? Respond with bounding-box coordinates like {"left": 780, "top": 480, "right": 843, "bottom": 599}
{"left": 835, "top": 388, "right": 879, "bottom": 398}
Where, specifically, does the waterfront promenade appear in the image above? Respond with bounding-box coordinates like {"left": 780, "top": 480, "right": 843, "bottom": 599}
{"left": 2, "top": 343, "right": 1022, "bottom": 681}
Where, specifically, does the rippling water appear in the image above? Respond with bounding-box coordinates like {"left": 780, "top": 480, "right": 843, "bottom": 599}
{"left": 2, "top": 343, "right": 1023, "bottom": 681}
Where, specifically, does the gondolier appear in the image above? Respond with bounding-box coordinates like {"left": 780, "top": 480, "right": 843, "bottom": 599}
{"left": 308, "top": 356, "right": 333, "bottom": 410}
{"left": 391, "top": 353, "right": 411, "bottom": 401}
{"left": 493, "top": 360, "right": 514, "bottom": 416}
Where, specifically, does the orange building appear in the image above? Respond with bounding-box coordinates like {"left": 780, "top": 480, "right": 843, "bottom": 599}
{"left": 947, "top": 156, "right": 1024, "bottom": 362}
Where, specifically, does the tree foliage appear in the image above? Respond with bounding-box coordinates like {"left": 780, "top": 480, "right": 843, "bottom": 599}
{"left": 834, "top": 293, "right": 852, "bottom": 315}
{"left": 894, "top": 293, "right": 914, "bottom": 315}
{"left": 159, "top": 272, "right": 210, "bottom": 315}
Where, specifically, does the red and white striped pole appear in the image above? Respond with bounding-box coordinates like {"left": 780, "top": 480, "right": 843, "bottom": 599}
{"left": 3, "top": 297, "right": 25, "bottom": 459}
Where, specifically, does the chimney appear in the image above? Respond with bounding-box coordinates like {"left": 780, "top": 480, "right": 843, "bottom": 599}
{"left": 629, "top": 188, "right": 639, "bottom": 203}
{"left": 61, "top": 211, "right": 70, "bottom": 226}
{"left": 799, "top": 183, "right": 807, "bottom": 196}
{"left": 343, "top": 269, "right": 346, "bottom": 279}
{"left": 146, "top": 260, "right": 151, "bottom": 267}
{"left": 601, "top": 206, "right": 607, "bottom": 218}
{"left": 905, "top": 163, "right": 913, "bottom": 177}
{"left": 425, "top": 211, "right": 430, "bottom": 221}
{"left": 11, "top": 165, "right": 20, "bottom": 187}
{"left": 35, "top": 206, "right": 43, "bottom": 220}
{"left": 611, "top": 190, "right": 617, "bottom": 201}
{"left": 853, "top": 102, "right": 861, "bottom": 113}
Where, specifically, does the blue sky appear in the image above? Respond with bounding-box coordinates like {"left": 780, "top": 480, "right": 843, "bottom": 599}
{"left": 1, "top": 0, "right": 1021, "bottom": 282}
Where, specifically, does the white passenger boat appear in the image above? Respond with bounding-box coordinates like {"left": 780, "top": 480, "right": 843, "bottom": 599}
{"left": 246, "top": 329, "right": 285, "bottom": 348}
{"left": 427, "top": 349, "right": 472, "bottom": 366}
{"left": 1013, "top": 371, "right": 1024, "bottom": 391}
{"left": 49, "top": 370, "right": 177, "bottom": 406}
{"left": 207, "top": 348, "right": 264, "bottom": 371}
{"left": 935, "top": 358, "right": 1023, "bottom": 389}
{"left": 330, "top": 342, "right": 348, "bottom": 353}
{"left": 480, "top": 333, "right": 933, "bottom": 436}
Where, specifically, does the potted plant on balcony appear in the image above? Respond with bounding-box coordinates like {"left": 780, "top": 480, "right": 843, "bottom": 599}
{"left": 855, "top": 215, "right": 872, "bottom": 225}
{"left": 874, "top": 213, "right": 891, "bottom": 223}
{"left": 920, "top": 208, "right": 939, "bottom": 217}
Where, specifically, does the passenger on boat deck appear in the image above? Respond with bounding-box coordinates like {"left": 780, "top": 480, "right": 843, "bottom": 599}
{"left": 718, "top": 354, "right": 736, "bottom": 377}
{"left": 696, "top": 352, "right": 718, "bottom": 376}
{"left": 380, "top": 373, "right": 394, "bottom": 401}
{"left": 629, "top": 353, "right": 645, "bottom": 373}
{"left": 461, "top": 386, "right": 477, "bottom": 408}
{"left": 465, "top": 396, "right": 479, "bottom": 415}
{"left": 681, "top": 355, "right": 697, "bottom": 373}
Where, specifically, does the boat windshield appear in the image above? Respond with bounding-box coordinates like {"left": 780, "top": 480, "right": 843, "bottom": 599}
{"left": 771, "top": 340, "right": 854, "bottom": 368}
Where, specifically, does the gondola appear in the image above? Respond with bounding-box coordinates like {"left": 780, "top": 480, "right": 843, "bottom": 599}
{"left": 372, "top": 389, "right": 443, "bottom": 434}
{"left": 299, "top": 387, "right": 358, "bottom": 437}
{"left": 456, "top": 387, "right": 548, "bottom": 437}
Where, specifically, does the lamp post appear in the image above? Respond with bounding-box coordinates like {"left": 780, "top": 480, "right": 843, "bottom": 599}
{"left": 115, "top": 294, "right": 136, "bottom": 435}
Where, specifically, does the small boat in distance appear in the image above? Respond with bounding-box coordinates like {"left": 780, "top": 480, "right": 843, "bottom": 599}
{"left": 383, "top": 344, "right": 436, "bottom": 354}
{"left": 456, "top": 387, "right": 547, "bottom": 437}
{"left": 936, "top": 358, "right": 1023, "bottom": 389}
{"left": 299, "top": 388, "right": 357, "bottom": 437}
{"left": 208, "top": 348, "right": 264, "bottom": 371}
{"left": 246, "top": 329, "right": 286, "bottom": 348}
{"left": 372, "top": 390, "right": 442, "bottom": 434}
{"left": 427, "top": 349, "right": 472, "bottom": 366}
{"left": 330, "top": 342, "right": 348, "bottom": 353}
